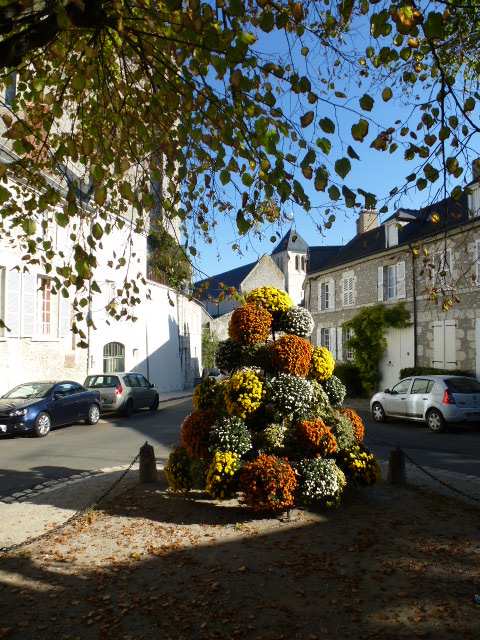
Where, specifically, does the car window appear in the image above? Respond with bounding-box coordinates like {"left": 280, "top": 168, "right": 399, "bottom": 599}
{"left": 411, "top": 379, "right": 434, "bottom": 394}
{"left": 446, "top": 377, "right": 480, "bottom": 393}
{"left": 55, "top": 383, "right": 76, "bottom": 397}
{"left": 84, "top": 375, "right": 120, "bottom": 388}
{"left": 124, "top": 375, "right": 139, "bottom": 387}
{"left": 4, "top": 382, "right": 53, "bottom": 399}
{"left": 391, "top": 379, "right": 412, "bottom": 394}
{"left": 136, "top": 375, "right": 150, "bottom": 388}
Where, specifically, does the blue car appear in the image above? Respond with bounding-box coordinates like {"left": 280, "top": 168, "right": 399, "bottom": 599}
{"left": 0, "top": 380, "right": 101, "bottom": 437}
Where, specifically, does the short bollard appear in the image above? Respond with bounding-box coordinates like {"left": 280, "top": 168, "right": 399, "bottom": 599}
{"left": 139, "top": 442, "right": 158, "bottom": 483}
{"left": 387, "top": 446, "right": 406, "bottom": 484}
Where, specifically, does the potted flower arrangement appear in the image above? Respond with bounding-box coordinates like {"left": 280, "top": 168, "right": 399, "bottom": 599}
{"left": 166, "top": 286, "right": 380, "bottom": 513}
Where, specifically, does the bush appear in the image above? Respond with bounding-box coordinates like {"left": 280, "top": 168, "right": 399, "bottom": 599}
{"left": 228, "top": 303, "right": 272, "bottom": 345}
{"left": 278, "top": 305, "right": 314, "bottom": 338}
{"left": 296, "top": 458, "right": 346, "bottom": 508}
{"left": 209, "top": 416, "right": 252, "bottom": 456}
{"left": 294, "top": 418, "right": 337, "bottom": 457}
{"left": 180, "top": 409, "right": 216, "bottom": 459}
{"left": 309, "top": 346, "right": 335, "bottom": 382}
{"left": 399, "top": 366, "right": 474, "bottom": 380}
{"left": 270, "top": 334, "right": 313, "bottom": 377}
{"left": 338, "top": 407, "right": 365, "bottom": 444}
{"left": 338, "top": 445, "right": 382, "bottom": 487}
{"left": 239, "top": 454, "right": 297, "bottom": 512}
{"left": 334, "top": 363, "right": 365, "bottom": 398}
{"left": 252, "top": 423, "right": 288, "bottom": 455}
{"left": 224, "top": 369, "right": 266, "bottom": 419}
{"left": 269, "top": 373, "right": 314, "bottom": 417}
{"left": 322, "top": 374, "right": 346, "bottom": 406}
{"left": 320, "top": 408, "right": 355, "bottom": 452}
{"left": 164, "top": 446, "right": 192, "bottom": 492}
{"left": 205, "top": 452, "right": 242, "bottom": 500}
{"left": 193, "top": 377, "right": 219, "bottom": 411}
{"left": 215, "top": 338, "right": 243, "bottom": 373}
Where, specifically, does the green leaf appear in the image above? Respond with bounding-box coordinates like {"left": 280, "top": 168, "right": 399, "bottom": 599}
{"left": 94, "top": 186, "right": 107, "bottom": 206}
{"left": 236, "top": 210, "right": 251, "bottom": 234}
{"left": 347, "top": 146, "right": 360, "bottom": 160}
{"left": 423, "top": 12, "right": 445, "bottom": 40}
{"left": 300, "top": 149, "right": 316, "bottom": 168}
{"left": 314, "top": 167, "right": 328, "bottom": 191}
{"left": 339, "top": 0, "right": 354, "bottom": 21}
{"left": 316, "top": 138, "right": 331, "bottom": 154}
{"left": 319, "top": 118, "right": 335, "bottom": 134}
{"left": 342, "top": 185, "right": 356, "bottom": 208}
{"left": 464, "top": 97, "right": 475, "bottom": 112}
{"left": 0, "top": 185, "right": 11, "bottom": 204}
{"left": 359, "top": 94, "right": 374, "bottom": 111}
{"left": 22, "top": 219, "right": 36, "bottom": 235}
{"left": 351, "top": 119, "right": 369, "bottom": 142}
{"left": 334, "top": 157, "right": 351, "bottom": 179}
{"left": 55, "top": 212, "right": 69, "bottom": 227}
{"left": 241, "top": 173, "right": 254, "bottom": 187}
{"left": 220, "top": 170, "right": 231, "bottom": 186}
{"left": 328, "top": 185, "right": 340, "bottom": 201}
{"left": 451, "top": 185, "right": 463, "bottom": 201}
{"left": 260, "top": 12, "right": 275, "bottom": 32}
{"left": 91, "top": 223, "right": 103, "bottom": 240}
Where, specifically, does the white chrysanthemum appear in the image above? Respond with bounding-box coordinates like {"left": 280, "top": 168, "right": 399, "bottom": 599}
{"left": 280, "top": 305, "right": 315, "bottom": 338}
{"left": 270, "top": 373, "right": 314, "bottom": 416}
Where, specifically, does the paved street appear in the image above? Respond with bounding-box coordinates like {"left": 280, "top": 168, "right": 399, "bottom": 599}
{"left": 0, "top": 397, "right": 193, "bottom": 499}
{"left": 1, "top": 397, "right": 480, "bottom": 501}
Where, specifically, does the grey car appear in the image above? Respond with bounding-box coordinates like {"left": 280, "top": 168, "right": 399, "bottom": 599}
{"left": 370, "top": 375, "right": 480, "bottom": 432}
{"left": 83, "top": 372, "right": 159, "bottom": 417}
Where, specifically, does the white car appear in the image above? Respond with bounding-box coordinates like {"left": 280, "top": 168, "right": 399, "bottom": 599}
{"left": 370, "top": 375, "right": 480, "bottom": 432}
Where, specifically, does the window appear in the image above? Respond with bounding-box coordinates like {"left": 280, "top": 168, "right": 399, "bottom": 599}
{"left": 4, "top": 72, "right": 16, "bottom": 107}
{"left": 301, "top": 256, "right": 306, "bottom": 271}
{"left": 295, "top": 255, "right": 300, "bottom": 270}
{"left": 105, "top": 281, "right": 117, "bottom": 317}
{"left": 137, "top": 375, "right": 150, "bottom": 388}
{"left": 378, "top": 262, "right": 405, "bottom": 301}
{"left": 475, "top": 240, "right": 480, "bottom": 284}
{"left": 319, "top": 281, "right": 335, "bottom": 311}
{"left": 391, "top": 378, "right": 412, "bottom": 394}
{"left": 320, "top": 328, "right": 330, "bottom": 350}
{"left": 430, "top": 249, "right": 453, "bottom": 289}
{"left": 103, "top": 342, "right": 125, "bottom": 373}
{"left": 342, "top": 275, "right": 355, "bottom": 307}
{"left": 411, "top": 379, "right": 434, "bottom": 394}
{"left": 37, "top": 276, "right": 59, "bottom": 336}
{"left": 343, "top": 328, "right": 354, "bottom": 361}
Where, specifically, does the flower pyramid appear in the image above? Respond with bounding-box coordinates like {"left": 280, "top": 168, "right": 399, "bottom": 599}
{"left": 166, "top": 286, "right": 381, "bottom": 512}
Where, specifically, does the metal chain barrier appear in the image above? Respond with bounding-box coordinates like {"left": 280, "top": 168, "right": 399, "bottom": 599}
{"left": 0, "top": 446, "right": 143, "bottom": 556}
{"left": 365, "top": 434, "right": 480, "bottom": 504}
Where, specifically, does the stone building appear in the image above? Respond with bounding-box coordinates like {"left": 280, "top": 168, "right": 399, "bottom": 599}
{"left": 304, "top": 164, "right": 480, "bottom": 390}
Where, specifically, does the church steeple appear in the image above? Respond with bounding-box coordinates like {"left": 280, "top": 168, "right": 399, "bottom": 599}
{"left": 270, "top": 227, "right": 309, "bottom": 305}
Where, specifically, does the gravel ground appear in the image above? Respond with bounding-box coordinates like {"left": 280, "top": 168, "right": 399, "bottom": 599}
{"left": 1, "top": 468, "right": 479, "bottom": 640}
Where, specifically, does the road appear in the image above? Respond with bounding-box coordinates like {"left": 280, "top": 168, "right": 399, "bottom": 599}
{"left": 0, "top": 397, "right": 193, "bottom": 499}
{"left": 1, "top": 397, "right": 479, "bottom": 499}
{"left": 357, "top": 408, "right": 480, "bottom": 479}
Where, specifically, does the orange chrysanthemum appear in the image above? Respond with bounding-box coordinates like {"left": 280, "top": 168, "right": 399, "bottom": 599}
{"left": 295, "top": 418, "right": 337, "bottom": 457}
{"left": 269, "top": 334, "right": 313, "bottom": 377}
{"left": 239, "top": 454, "right": 297, "bottom": 513}
{"left": 180, "top": 409, "right": 216, "bottom": 459}
{"left": 228, "top": 303, "right": 273, "bottom": 345}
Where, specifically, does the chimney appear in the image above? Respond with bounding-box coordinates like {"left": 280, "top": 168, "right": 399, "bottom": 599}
{"left": 472, "top": 158, "right": 480, "bottom": 182}
{"left": 356, "top": 208, "right": 379, "bottom": 235}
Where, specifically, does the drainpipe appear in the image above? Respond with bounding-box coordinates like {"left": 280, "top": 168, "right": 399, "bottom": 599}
{"left": 411, "top": 248, "right": 418, "bottom": 367}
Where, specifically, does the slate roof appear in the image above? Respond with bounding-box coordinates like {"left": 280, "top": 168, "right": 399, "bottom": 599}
{"left": 271, "top": 227, "right": 309, "bottom": 255}
{"left": 307, "top": 246, "right": 342, "bottom": 273}
{"left": 308, "top": 192, "right": 470, "bottom": 275}
{"left": 194, "top": 260, "right": 257, "bottom": 301}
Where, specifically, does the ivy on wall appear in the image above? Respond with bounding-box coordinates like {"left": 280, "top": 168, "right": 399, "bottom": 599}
{"left": 343, "top": 303, "right": 410, "bottom": 394}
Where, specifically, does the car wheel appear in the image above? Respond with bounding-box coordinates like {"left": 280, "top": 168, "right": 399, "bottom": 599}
{"left": 86, "top": 404, "right": 100, "bottom": 425}
{"left": 35, "top": 412, "right": 51, "bottom": 437}
{"left": 123, "top": 399, "right": 134, "bottom": 418}
{"left": 426, "top": 409, "right": 445, "bottom": 433}
{"left": 371, "top": 402, "right": 387, "bottom": 423}
{"left": 150, "top": 394, "right": 159, "bottom": 411}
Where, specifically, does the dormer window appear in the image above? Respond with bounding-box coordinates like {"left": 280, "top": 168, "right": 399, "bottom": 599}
{"left": 385, "top": 222, "right": 399, "bottom": 248}
{"left": 468, "top": 182, "right": 480, "bottom": 218}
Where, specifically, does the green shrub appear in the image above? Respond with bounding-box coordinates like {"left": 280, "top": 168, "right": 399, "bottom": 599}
{"left": 399, "top": 366, "right": 474, "bottom": 380}
{"left": 335, "top": 363, "right": 365, "bottom": 397}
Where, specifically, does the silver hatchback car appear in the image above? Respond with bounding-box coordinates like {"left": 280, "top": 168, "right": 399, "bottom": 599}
{"left": 83, "top": 372, "right": 159, "bottom": 417}
{"left": 370, "top": 375, "right": 480, "bottom": 432}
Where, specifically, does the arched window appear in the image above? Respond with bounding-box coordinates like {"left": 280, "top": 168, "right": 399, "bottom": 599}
{"left": 103, "top": 342, "right": 125, "bottom": 373}
{"left": 295, "top": 255, "right": 300, "bottom": 270}
{"left": 301, "top": 256, "right": 306, "bottom": 271}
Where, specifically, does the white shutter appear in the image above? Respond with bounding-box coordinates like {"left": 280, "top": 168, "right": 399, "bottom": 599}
{"left": 396, "top": 261, "right": 406, "bottom": 298}
{"left": 377, "top": 267, "right": 384, "bottom": 301}
{"left": 336, "top": 327, "right": 343, "bottom": 362}
{"left": 6, "top": 269, "right": 21, "bottom": 336}
{"left": 317, "top": 283, "right": 322, "bottom": 311}
{"left": 329, "top": 327, "right": 337, "bottom": 359}
{"left": 476, "top": 240, "right": 480, "bottom": 283}
{"left": 329, "top": 279, "right": 335, "bottom": 310}
{"left": 316, "top": 326, "right": 322, "bottom": 347}
{"left": 348, "top": 276, "right": 355, "bottom": 306}
{"left": 22, "top": 271, "right": 36, "bottom": 337}
{"left": 445, "top": 320, "right": 456, "bottom": 369}
{"left": 432, "top": 321, "right": 443, "bottom": 368}
{"left": 60, "top": 295, "right": 70, "bottom": 337}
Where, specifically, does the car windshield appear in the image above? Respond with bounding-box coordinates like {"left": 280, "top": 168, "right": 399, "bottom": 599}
{"left": 3, "top": 382, "right": 54, "bottom": 399}
{"left": 446, "top": 378, "right": 480, "bottom": 393}
{"left": 84, "top": 375, "right": 120, "bottom": 388}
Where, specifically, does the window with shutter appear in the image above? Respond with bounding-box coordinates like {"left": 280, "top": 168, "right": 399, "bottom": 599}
{"left": 22, "top": 272, "right": 36, "bottom": 337}
{"left": 431, "top": 249, "right": 453, "bottom": 289}
{"left": 342, "top": 276, "right": 354, "bottom": 307}
{"left": 476, "top": 240, "right": 480, "bottom": 284}
{"left": 6, "top": 269, "right": 21, "bottom": 337}
{"left": 0, "top": 267, "right": 5, "bottom": 338}
{"left": 37, "top": 276, "right": 59, "bottom": 337}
